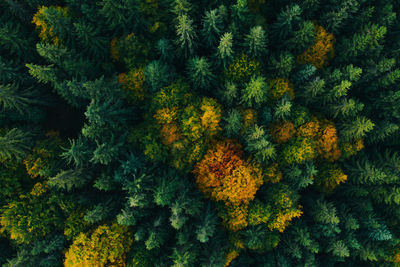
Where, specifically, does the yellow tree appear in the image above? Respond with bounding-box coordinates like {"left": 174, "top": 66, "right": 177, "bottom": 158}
{"left": 297, "top": 24, "right": 335, "bottom": 69}
{"left": 64, "top": 223, "right": 133, "bottom": 267}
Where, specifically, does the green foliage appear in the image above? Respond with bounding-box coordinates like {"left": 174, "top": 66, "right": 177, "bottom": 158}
{"left": 270, "top": 5, "right": 302, "bottom": 40}
{"left": 175, "top": 14, "right": 197, "bottom": 57}
{"left": 187, "top": 57, "right": 214, "bottom": 90}
{"left": 202, "top": 8, "right": 224, "bottom": 47}
{"left": 245, "top": 124, "right": 276, "bottom": 164}
{"left": 217, "top": 32, "right": 234, "bottom": 68}
{"left": 2, "top": 1, "right": 400, "bottom": 266}
{"left": 0, "top": 128, "right": 31, "bottom": 162}
{"left": 340, "top": 116, "right": 375, "bottom": 141}
{"left": 47, "top": 169, "right": 89, "bottom": 191}
{"left": 0, "top": 84, "right": 39, "bottom": 114}
{"left": 0, "top": 190, "right": 62, "bottom": 244}
{"left": 241, "top": 75, "right": 268, "bottom": 107}
{"left": 244, "top": 26, "right": 267, "bottom": 58}
{"left": 223, "top": 109, "right": 242, "bottom": 137}
{"left": 145, "top": 60, "right": 174, "bottom": 92}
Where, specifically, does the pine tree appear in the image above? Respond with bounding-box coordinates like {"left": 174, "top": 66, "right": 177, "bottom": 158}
{"left": 187, "top": 57, "right": 214, "bottom": 90}
{"left": 72, "top": 20, "right": 108, "bottom": 59}
{"left": 241, "top": 75, "right": 268, "bottom": 107}
{"left": 61, "top": 136, "right": 93, "bottom": 168}
{"left": 216, "top": 32, "right": 234, "bottom": 69}
{"left": 268, "top": 52, "right": 295, "bottom": 78}
{"left": 223, "top": 109, "right": 242, "bottom": 137}
{"left": 274, "top": 97, "right": 292, "bottom": 120}
{"left": 0, "top": 128, "right": 31, "bottom": 161}
{"left": 195, "top": 204, "right": 217, "bottom": 243}
{"left": 0, "top": 22, "right": 31, "bottom": 59}
{"left": 0, "top": 84, "right": 40, "bottom": 114}
{"left": 270, "top": 5, "right": 302, "bottom": 41}
{"left": 202, "top": 9, "right": 224, "bottom": 47}
{"left": 156, "top": 38, "right": 175, "bottom": 62}
{"left": 145, "top": 60, "right": 174, "bottom": 92}
{"left": 244, "top": 26, "right": 267, "bottom": 58}
{"left": 175, "top": 14, "right": 197, "bottom": 58}
{"left": 47, "top": 169, "right": 90, "bottom": 191}
{"left": 340, "top": 116, "right": 374, "bottom": 141}
{"left": 245, "top": 124, "right": 276, "bottom": 163}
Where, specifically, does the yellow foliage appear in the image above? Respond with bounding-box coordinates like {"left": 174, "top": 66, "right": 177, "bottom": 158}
{"left": 118, "top": 68, "right": 146, "bottom": 102}
{"left": 297, "top": 24, "right": 335, "bottom": 69}
{"left": 263, "top": 163, "right": 283, "bottom": 184}
{"left": 138, "top": 0, "right": 167, "bottom": 34}
{"left": 268, "top": 78, "right": 295, "bottom": 100}
{"left": 224, "top": 249, "right": 240, "bottom": 267}
{"left": 248, "top": 201, "right": 271, "bottom": 226}
{"left": 389, "top": 249, "right": 400, "bottom": 264}
{"left": 154, "top": 107, "right": 178, "bottom": 125}
{"left": 193, "top": 140, "right": 263, "bottom": 205}
{"left": 23, "top": 132, "right": 63, "bottom": 178}
{"left": 226, "top": 54, "right": 261, "bottom": 82}
{"left": 32, "top": 6, "right": 68, "bottom": 45}
{"left": 282, "top": 137, "right": 316, "bottom": 165}
{"left": 297, "top": 118, "right": 321, "bottom": 138}
{"left": 315, "top": 164, "right": 348, "bottom": 193}
{"left": 271, "top": 121, "right": 296, "bottom": 144}
{"left": 241, "top": 108, "right": 257, "bottom": 133}
{"left": 186, "top": 141, "right": 205, "bottom": 165}
{"left": 316, "top": 122, "right": 341, "bottom": 162}
{"left": 268, "top": 207, "right": 303, "bottom": 232}
{"left": 30, "top": 182, "right": 48, "bottom": 196}
{"left": 160, "top": 122, "right": 182, "bottom": 145}
{"left": 24, "top": 148, "right": 50, "bottom": 178}
{"left": 181, "top": 105, "right": 203, "bottom": 141}
{"left": 342, "top": 139, "right": 364, "bottom": 158}
{"left": 154, "top": 81, "right": 189, "bottom": 109}
{"left": 110, "top": 38, "right": 120, "bottom": 61}
{"left": 200, "top": 98, "right": 222, "bottom": 137}
{"left": 219, "top": 203, "right": 249, "bottom": 232}
{"left": 64, "top": 224, "right": 133, "bottom": 267}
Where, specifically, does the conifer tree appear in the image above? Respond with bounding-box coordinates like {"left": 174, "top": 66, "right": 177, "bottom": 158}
{"left": 175, "top": 14, "right": 197, "bottom": 57}
{"left": 244, "top": 26, "right": 267, "bottom": 58}
{"left": 0, "top": 128, "right": 31, "bottom": 161}
{"left": 187, "top": 57, "right": 214, "bottom": 90}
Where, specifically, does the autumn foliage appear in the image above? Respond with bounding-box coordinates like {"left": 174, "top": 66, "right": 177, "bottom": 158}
{"left": 194, "top": 140, "right": 264, "bottom": 231}
{"left": 271, "top": 121, "right": 296, "bottom": 143}
{"left": 268, "top": 78, "right": 295, "bottom": 100}
{"left": 64, "top": 224, "right": 133, "bottom": 267}
{"left": 118, "top": 68, "right": 146, "bottom": 102}
{"left": 194, "top": 140, "right": 263, "bottom": 205}
{"left": 225, "top": 54, "right": 261, "bottom": 83}
{"left": 316, "top": 121, "right": 341, "bottom": 161}
{"left": 32, "top": 6, "right": 69, "bottom": 45}
{"left": 297, "top": 24, "right": 335, "bottom": 69}
{"left": 314, "top": 163, "right": 348, "bottom": 193}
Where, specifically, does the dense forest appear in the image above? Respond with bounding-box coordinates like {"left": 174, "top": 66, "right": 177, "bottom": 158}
{"left": 0, "top": 0, "right": 399, "bottom": 266}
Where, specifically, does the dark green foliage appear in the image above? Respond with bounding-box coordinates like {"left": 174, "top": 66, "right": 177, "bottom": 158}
{"left": 244, "top": 26, "right": 267, "bottom": 58}
{"left": 0, "top": 128, "right": 31, "bottom": 161}
{"left": 187, "top": 56, "right": 214, "bottom": 90}
{"left": 2, "top": 0, "right": 400, "bottom": 266}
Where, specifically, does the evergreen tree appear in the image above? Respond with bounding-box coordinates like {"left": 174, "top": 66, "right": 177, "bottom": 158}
{"left": 187, "top": 57, "right": 214, "bottom": 90}
{"left": 0, "top": 128, "right": 31, "bottom": 161}
{"left": 244, "top": 26, "right": 267, "bottom": 58}
{"left": 175, "top": 14, "right": 197, "bottom": 57}
{"left": 216, "top": 32, "right": 234, "bottom": 68}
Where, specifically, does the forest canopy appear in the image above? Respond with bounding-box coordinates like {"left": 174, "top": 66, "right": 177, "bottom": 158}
{"left": 0, "top": 0, "right": 400, "bottom": 266}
